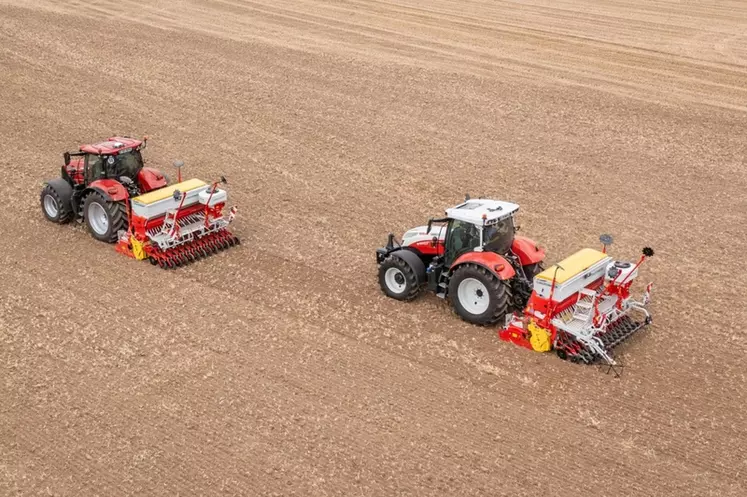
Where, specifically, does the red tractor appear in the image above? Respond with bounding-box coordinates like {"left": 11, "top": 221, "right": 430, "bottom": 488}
{"left": 41, "top": 136, "right": 167, "bottom": 240}
{"left": 40, "top": 136, "right": 238, "bottom": 268}
{"left": 375, "top": 197, "right": 546, "bottom": 325}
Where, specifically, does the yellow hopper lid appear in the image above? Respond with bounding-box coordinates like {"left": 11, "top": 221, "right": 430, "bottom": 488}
{"left": 535, "top": 248, "right": 609, "bottom": 284}
{"left": 133, "top": 178, "right": 207, "bottom": 205}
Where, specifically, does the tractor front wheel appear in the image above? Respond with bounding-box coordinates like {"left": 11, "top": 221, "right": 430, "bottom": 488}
{"left": 448, "top": 264, "right": 508, "bottom": 326}
{"left": 378, "top": 256, "right": 421, "bottom": 301}
{"left": 40, "top": 183, "right": 73, "bottom": 224}
{"left": 83, "top": 191, "right": 127, "bottom": 243}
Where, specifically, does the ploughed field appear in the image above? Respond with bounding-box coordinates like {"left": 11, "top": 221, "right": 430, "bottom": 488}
{"left": 1, "top": 1, "right": 745, "bottom": 495}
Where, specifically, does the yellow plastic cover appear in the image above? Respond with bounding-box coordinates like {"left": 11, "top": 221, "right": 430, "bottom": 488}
{"left": 535, "top": 248, "right": 608, "bottom": 284}
{"left": 132, "top": 178, "right": 207, "bottom": 205}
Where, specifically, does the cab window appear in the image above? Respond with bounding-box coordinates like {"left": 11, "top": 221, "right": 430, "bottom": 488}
{"left": 112, "top": 150, "right": 143, "bottom": 179}
{"left": 85, "top": 154, "right": 105, "bottom": 183}
{"left": 445, "top": 219, "right": 480, "bottom": 264}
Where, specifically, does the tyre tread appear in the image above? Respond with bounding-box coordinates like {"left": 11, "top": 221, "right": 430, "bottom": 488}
{"left": 83, "top": 191, "right": 128, "bottom": 243}
{"left": 40, "top": 184, "right": 74, "bottom": 224}
{"left": 379, "top": 256, "right": 421, "bottom": 301}
{"left": 449, "top": 263, "right": 508, "bottom": 325}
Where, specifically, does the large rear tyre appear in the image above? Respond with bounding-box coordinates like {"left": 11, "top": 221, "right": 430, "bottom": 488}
{"left": 40, "top": 183, "right": 73, "bottom": 224}
{"left": 522, "top": 262, "right": 543, "bottom": 279}
{"left": 448, "top": 264, "right": 508, "bottom": 325}
{"left": 83, "top": 191, "right": 128, "bottom": 243}
{"left": 378, "top": 256, "right": 421, "bottom": 301}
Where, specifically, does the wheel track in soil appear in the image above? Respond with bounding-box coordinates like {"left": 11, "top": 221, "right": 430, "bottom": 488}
{"left": 11, "top": 0, "right": 747, "bottom": 111}
{"left": 1, "top": 241, "right": 742, "bottom": 496}
{"left": 2, "top": 218, "right": 744, "bottom": 491}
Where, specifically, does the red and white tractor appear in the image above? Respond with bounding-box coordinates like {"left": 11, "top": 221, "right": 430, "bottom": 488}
{"left": 375, "top": 197, "right": 546, "bottom": 325}
{"left": 500, "top": 236, "right": 654, "bottom": 366}
{"left": 40, "top": 136, "right": 239, "bottom": 268}
{"left": 375, "top": 200, "right": 655, "bottom": 368}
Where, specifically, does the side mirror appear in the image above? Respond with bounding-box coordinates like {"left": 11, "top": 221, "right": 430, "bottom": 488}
{"left": 426, "top": 218, "right": 433, "bottom": 234}
{"left": 63, "top": 152, "right": 70, "bottom": 166}
{"left": 220, "top": 175, "right": 227, "bottom": 184}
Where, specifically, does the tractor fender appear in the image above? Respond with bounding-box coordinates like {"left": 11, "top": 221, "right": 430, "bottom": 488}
{"left": 43, "top": 177, "right": 74, "bottom": 208}
{"left": 511, "top": 236, "right": 546, "bottom": 265}
{"left": 87, "top": 179, "right": 129, "bottom": 202}
{"left": 388, "top": 248, "right": 426, "bottom": 284}
{"left": 451, "top": 251, "right": 516, "bottom": 280}
{"left": 138, "top": 167, "right": 168, "bottom": 192}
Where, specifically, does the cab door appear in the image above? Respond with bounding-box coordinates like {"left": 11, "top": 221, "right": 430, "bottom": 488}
{"left": 84, "top": 153, "right": 106, "bottom": 184}
{"left": 444, "top": 219, "right": 481, "bottom": 266}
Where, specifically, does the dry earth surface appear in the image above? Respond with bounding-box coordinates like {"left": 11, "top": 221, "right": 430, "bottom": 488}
{"left": 1, "top": 1, "right": 746, "bottom": 495}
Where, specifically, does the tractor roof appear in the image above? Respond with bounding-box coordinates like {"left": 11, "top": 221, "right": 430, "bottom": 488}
{"left": 445, "top": 198, "right": 519, "bottom": 225}
{"left": 79, "top": 136, "right": 143, "bottom": 155}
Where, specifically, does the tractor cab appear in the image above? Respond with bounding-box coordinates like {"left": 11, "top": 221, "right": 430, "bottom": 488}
{"left": 376, "top": 197, "right": 545, "bottom": 326}
{"left": 60, "top": 136, "right": 168, "bottom": 201}
{"left": 73, "top": 137, "right": 147, "bottom": 185}
{"left": 439, "top": 198, "right": 520, "bottom": 265}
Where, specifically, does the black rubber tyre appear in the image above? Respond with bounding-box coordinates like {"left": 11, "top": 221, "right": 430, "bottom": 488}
{"left": 523, "top": 262, "right": 543, "bottom": 279}
{"left": 82, "top": 191, "right": 128, "bottom": 243}
{"left": 40, "top": 183, "right": 74, "bottom": 224}
{"left": 378, "top": 256, "right": 421, "bottom": 301}
{"left": 448, "top": 264, "right": 508, "bottom": 326}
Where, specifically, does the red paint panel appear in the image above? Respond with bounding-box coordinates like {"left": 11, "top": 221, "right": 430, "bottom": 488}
{"left": 138, "top": 167, "right": 168, "bottom": 192}
{"left": 511, "top": 235, "right": 546, "bottom": 265}
{"left": 451, "top": 251, "right": 516, "bottom": 280}
{"left": 409, "top": 239, "right": 445, "bottom": 256}
{"left": 89, "top": 179, "right": 128, "bottom": 202}
{"left": 66, "top": 158, "right": 85, "bottom": 185}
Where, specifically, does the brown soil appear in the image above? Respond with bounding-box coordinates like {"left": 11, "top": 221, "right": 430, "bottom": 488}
{"left": 1, "top": 1, "right": 745, "bottom": 495}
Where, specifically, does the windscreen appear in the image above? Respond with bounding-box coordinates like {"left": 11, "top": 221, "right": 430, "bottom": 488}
{"left": 483, "top": 217, "right": 514, "bottom": 255}
{"left": 112, "top": 150, "right": 143, "bottom": 179}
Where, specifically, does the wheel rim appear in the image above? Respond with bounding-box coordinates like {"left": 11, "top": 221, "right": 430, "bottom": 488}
{"left": 87, "top": 202, "right": 109, "bottom": 235}
{"left": 457, "top": 277, "right": 490, "bottom": 315}
{"left": 384, "top": 267, "right": 407, "bottom": 294}
{"left": 43, "top": 195, "right": 59, "bottom": 217}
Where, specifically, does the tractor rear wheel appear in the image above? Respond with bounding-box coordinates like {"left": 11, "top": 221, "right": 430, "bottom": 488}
{"left": 522, "top": 262, "right": 543, "bottom": 279}
{"left": 378, "top": 256, "right": 421, "bottom": 301}
{"left": 40, "top": 183, "right": 73, "bottom": 224}
{"left": 448, "top": 264, "right": 508, "bottom": 325}
{"left": 83, "top": 191, "right": 127, "bottom": 243}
